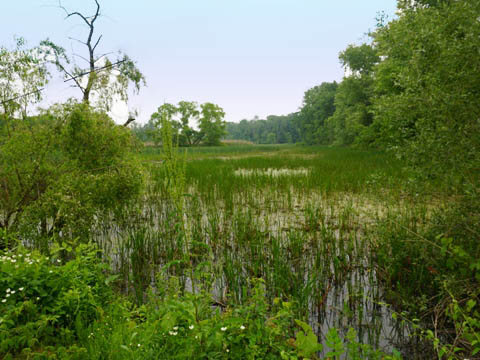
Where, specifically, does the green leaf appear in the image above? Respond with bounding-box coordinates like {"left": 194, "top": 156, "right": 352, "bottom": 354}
{"left": 295, "top": 330, "right": 322, "bottom": 357}
{"left": 105, "top": 274, "right": 120, "bottom": 286}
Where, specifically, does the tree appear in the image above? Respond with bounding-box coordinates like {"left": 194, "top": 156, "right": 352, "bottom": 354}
{"left": 0, "top": 42, "right": 143, "bottom": 246}
{"left": 298, "top": 82, "right": 338, "bottom": 144}
{"left": 397, "top": 0, "right": 451, "bottom": 9}
{"left": 40, "top": 0, "right": 145, "bottom": 121}
{"left": 339, "top": 44, "right": 379, "bottom": 76}
{"left": 225, "top": 114, "right": 300, "bottom": 144}
{"left": 324, "top": 44, "right": 379, "bottom": 146}
{"left": 0, "top": 103, "right": 143, "bottom": 246}
{"left": 177, "top": 101, "right": 200, "bottom": 146}
{"left": 0, "top": 38, "right": 49, "bottom": 120}
{"left": 151, "top": 101, "right": 226, "bottom": 146}
{"left": 0, "top": 39, "right": 52, "bottom": 234}
{"left": 373, "top": 0, "right": 480, "bottom": 183}
{"left": 198, "top": 103, "right": 226, "bottom": 146}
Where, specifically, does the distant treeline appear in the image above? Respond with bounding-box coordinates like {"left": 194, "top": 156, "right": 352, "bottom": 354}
{"left": 225, "top": 43, "right": 376, "bottom": 146}
{"left": 225, "top": 114, "right": 301, "bottom": 144}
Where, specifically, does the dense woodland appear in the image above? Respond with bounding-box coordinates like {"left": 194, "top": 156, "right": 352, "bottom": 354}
{"left": 1, "top": 0, "right": 480, "bottom": 358}
{"left": 225, "top": 114, "right": 301, "bottom": 144}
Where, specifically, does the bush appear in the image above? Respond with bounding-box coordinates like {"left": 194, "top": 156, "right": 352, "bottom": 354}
{"left": 0, "top": 103, "right": 144, "bottom": 246}
{"left": 0, "top": 243, "right": 112, "bottom": 358}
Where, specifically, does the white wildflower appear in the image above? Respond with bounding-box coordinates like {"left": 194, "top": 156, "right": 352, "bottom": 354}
{"left": 19, "top": 287, "right": 24, "bottom": 291}
{"left": 221, "top": 327, "right": 227, "bottom": 332}
{"left": 240, "top": 325, "right": 246, "bottom": 330}
{"left": 189, "top": 325, "right": 194, "bottom": 330}
{"left": 1, "top": 299, "right": 6, "bottom": 303}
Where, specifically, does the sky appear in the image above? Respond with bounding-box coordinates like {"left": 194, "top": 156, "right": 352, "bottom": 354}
{"left": 1, "top": 0, "right": 398, "bottom": 124}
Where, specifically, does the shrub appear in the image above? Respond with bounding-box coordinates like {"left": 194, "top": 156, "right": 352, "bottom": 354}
{"left": 0, "top": 243, "right": 112, "bottom": 358}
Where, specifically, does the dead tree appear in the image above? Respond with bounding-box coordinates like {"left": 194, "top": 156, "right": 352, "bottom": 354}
{"left": 41, "top": 0, "right": 145, "bottom": 117}
{"left": 59, "top": 0, "right": 102, "bottom": 104}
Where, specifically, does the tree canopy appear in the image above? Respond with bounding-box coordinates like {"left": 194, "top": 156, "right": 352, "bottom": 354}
{"left": 150, "top": 101, "right": 226, "bottom": 147}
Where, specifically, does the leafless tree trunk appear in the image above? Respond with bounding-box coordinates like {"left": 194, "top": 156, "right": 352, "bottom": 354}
{"left": 59, "top": 0, "right": 102, "bottom": 105}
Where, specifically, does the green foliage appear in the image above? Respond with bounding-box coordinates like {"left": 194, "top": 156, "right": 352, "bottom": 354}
{"left": 198, "top": 103, "right": 227, "bottom": 146}
{"left": 298, "top": 82, "right": 338, "bottom": 145}
{"left": 127, "top": 279, "right": 300, "bottom": 360}
{"left": 225, "top": 113, "right": 301, "bottom": 144}
{"left": 0, "top": 103, "right": 143, "bottom": 244}
{"left": 294, "top": 320, "right": 323, "bottom": 357}
{"left": 297, "top": 43, "right": 378, "bottom": 147}
{"left": 326, "top": 75, "right": 375, "bottom": 146}
{"left": 375, "top": 194, "right": 480, "bottom": 357}
{"left": 0, "top": 38, "right": 49, "bottom": 118}
{"left": 339, "top": 44, "right": 379, "bottom": 76}
{"left": 373, "top": 0, "right": 480, "bottom": 186}
{"left": 151, "top": 101, "right": 226, "bottom": 147}
{"left": 0, "top": 244, "right": 112, "bottom": 358}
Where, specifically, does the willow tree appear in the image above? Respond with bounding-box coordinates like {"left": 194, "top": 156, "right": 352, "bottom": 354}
{"left": 0, "top": 39, "right": 52, "bottom": 235}
{"left": 0, "top": 40, "right": 143, "bottom": 248}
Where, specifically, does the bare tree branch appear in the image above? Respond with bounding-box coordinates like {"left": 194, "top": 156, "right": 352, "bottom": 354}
{"left": 58, "top": 1, "right": 92, "bottom": 26}
{"left": 72, "top": 52, "right": 91, "bottom": 64}
{"left": 94, "top": 52, "right": 115, "bottom": 63}
{"left": 123, "top": 116, "right": 136, "bottom": 127}
{"left": 52, "top": 0, "right": 144, "bottom": 108}
{"left": 0, "top": 89, "right": 45, "bottom": 106}
{"left": 63, "top": 59, "right": 126, "bottom": 83}
{"left": 68, "top": 37, "right": 88, "bottom": 46}
{"left": 55, "top": 60, "right": 85, "bottom": 91}
{"left": 92, "top": 35, "right": 103, "bottom": 52}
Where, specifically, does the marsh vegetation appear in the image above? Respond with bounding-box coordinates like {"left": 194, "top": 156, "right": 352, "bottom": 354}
{"left": 1, "top": 0, "right": 480, "bottom": 359}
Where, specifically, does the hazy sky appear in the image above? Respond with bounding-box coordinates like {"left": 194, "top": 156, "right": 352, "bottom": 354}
{"left": 1, "top": 1, "right": 397, "bottom": 124}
